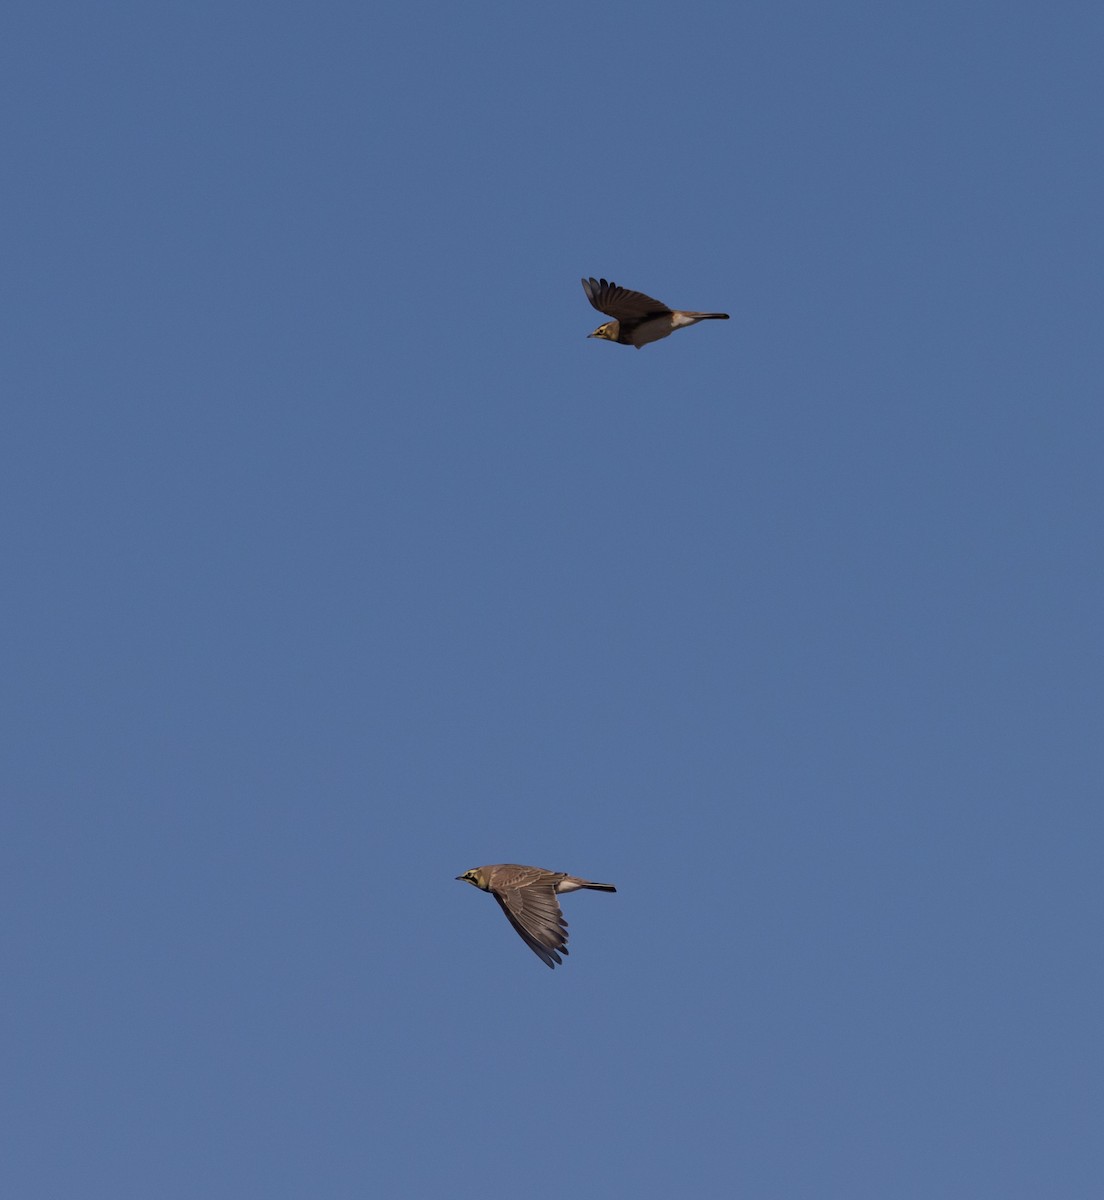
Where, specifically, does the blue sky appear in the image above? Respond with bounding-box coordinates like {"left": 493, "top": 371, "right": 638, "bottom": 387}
{"left": 2, "top": 2, "right": 1102, "bottom": 1196}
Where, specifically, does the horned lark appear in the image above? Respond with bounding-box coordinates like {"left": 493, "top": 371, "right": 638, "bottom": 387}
{"left": 456, "top": 863, "right": 616, "bottom": 969}
{"left": 582, "top": 276, "right": 730, "bottom": 348}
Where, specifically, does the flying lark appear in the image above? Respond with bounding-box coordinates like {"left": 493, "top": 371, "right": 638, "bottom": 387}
{"left": 456, "top": 863, "right": 616, "bottom": 969}
{"left": 582, "top": 276, "right": 730, "bottom": 348}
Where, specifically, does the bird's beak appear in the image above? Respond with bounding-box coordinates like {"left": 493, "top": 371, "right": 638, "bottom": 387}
{"left": 586, "top": 331, "right": 597, "bottom": 338}
{"left": 455, "top": 875, "right": 465, "bottom": 881}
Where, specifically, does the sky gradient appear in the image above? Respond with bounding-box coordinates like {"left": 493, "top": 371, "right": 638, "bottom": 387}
{"left": 3, "top": 3, "right": 1102, "bottom": 1197}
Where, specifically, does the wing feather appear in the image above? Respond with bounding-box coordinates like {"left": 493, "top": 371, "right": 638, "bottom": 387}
{"left": 493, "top": 884, "right": 569, "bottom": 969}
{"left": 582, "top": 277, "right": 672, "bottom": 322}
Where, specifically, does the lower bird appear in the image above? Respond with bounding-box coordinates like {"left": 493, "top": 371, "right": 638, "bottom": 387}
{"left": 456, "top": 863, "right": 616, "bottom": 969}
{"left": 582, "top": 276, "right": 729, "bottom": 348}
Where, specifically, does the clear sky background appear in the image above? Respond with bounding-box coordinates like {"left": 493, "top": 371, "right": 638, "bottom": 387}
{"left": 2, "top": 3, "right": 1102, "bottom": 1197}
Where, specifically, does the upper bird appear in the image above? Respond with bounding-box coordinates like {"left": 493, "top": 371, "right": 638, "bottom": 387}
{"left": 582, "top": 276, "right": 730, "bottom": 348}
{"left": 456, "top": 863, "right": 617, "bottom": 969}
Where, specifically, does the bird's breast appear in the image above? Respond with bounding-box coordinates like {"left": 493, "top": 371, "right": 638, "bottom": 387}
{"left": 630, "top": 316, "right": 678, "bottom": 347}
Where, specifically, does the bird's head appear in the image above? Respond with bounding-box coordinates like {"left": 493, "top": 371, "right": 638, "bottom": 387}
{"left": 588, "top": 321, "right": 620, "bottom": 342}
{"left": 455, "top": 868, "right": 489, "bottom": 890}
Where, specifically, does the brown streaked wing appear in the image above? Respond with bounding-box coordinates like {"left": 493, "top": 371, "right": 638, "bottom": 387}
{"left": 493, "top": 885, "right": 569, "bottom": 969}
{"left": 583, "top": 277, "right": 672, "bottom": 321}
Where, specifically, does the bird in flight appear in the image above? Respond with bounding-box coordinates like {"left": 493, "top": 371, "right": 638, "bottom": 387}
{"left": 582, "top": 276, "right": 730, "bottom": 348}
{"left": 456, "top": 863, "right": 617, "bottom": 969}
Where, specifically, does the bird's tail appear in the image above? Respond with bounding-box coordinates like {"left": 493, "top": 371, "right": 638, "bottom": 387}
{"left": 686, "top": 312, "right": 730, "bottom": 321}
{"left": 582, "top": 881, "right": 617, "bottom": 892}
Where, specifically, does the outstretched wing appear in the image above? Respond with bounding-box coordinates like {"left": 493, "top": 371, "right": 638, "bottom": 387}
{"left": 493, "top": 884, "right": 569, "bottom": 969}
{"left": 582, "top": 277, "right": 672, "bottom": 322}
